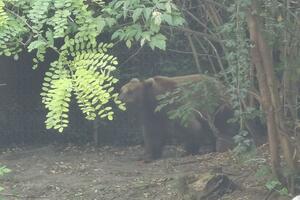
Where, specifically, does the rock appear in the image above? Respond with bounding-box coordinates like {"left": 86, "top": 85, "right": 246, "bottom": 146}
{"left": 293, "top": 195, "right": 300, "bottom": 200}
{"left": 175, "top": 170, "right": 236, "bottom": 200}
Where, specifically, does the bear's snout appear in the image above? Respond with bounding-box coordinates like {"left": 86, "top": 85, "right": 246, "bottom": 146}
{"left": 119, "top": 91, "right": 132, "bottom": 104}
{"left": 118, "top": 92, "right": 126, "bottom": 102}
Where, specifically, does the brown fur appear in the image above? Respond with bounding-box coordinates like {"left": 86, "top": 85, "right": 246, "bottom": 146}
{"left": 119, "top": 74, "right": 237, "bottom": 161}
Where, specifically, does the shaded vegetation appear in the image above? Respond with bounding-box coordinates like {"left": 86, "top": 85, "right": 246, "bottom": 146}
{"left": 0, "top": 0, "right": 300, "bottom": 195}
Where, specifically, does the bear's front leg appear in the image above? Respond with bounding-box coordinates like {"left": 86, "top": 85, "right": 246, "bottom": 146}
{"left": 142, "top": 125, "right": 166, "bottom": 162}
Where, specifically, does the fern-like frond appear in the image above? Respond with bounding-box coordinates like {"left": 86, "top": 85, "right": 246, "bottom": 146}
{"left": 27, "top": 0, "right": 51, "bottom": 32}
{"left": 41, "top": 37, "right": 125, "bottom": 132}
{"left": 0, "top": 0, "right": 8, "bottom": 27}
{"left": 71, "top": 0, "right": 105, "bottom": 43}
{"left": 1, "top": 0, "right": 124, "bottom": 133}
{"left": 0, "top": 16, "right": 27, "bottom": 56}
{"left": 41, "top": 61, "right": 72, "bottom": 132}
{"left": 70, "top": 41, "right": 121, "bottom": 121}
{"left": 47, "top": 0, "right": 72, "bottom": 38}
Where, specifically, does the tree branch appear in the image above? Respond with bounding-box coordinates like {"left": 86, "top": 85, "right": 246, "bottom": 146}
{"left": 162, "top": 25, "right": 221, "bottom": 43}
{"left": 186, "top": 34, "right": 202, "bottom": 73}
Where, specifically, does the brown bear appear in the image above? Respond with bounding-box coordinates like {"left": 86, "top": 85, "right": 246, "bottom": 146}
{"left": 119, "top": 74, "right": 237, "bottom": 161}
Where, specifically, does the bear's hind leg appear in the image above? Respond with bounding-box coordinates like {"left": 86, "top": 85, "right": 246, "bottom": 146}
{"left": 183, "top": 138, "right": 201, "bottom": 155}
{"left": 181, "top": 118, "right": 215, "bottom": 155}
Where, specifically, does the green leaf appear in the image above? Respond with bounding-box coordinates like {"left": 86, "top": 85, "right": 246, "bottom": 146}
{"left": 149, "top": 33, "right": 166, "bottom": 50}
{"left": 4, "top": 51, "right": 11, "bottom": 56}
{"left": 108, "top": 115, "right": 113, "bottom": 120}
{"left": 111, "top": 31, "right": 121, "bottom": 41}
{"left": 143, "top": 7, "right": 152, "bottom": 21}
{"left": 28, "top": 40, "right": 47, "bottom": 52}
{"left": 96, "top": 17, "right": 106, "bottom": 33}
{"left": 165, "top": 2, "right": 171, "bottom": 13}
{"left": 118, "top": 104, "right": 126, "bottom": 111}
{"left": 162, "top": 14, "right": 172, "bottom": 25}
{"left": 46, "top": 30, "right": 54, "bottom": 46}
{"left": 265, "top": 180, "right": 280, "bottom": 190}
{"left": 126, "top": 40, "right": 132, "bottom": 48}
{"left": 172, "top": 15, "right": 185, "bottom": 26}
{"left": 114, "top": 1, "right": 124, "bottom": 9}
{"left": 105, "top": 17, "right": 116, "bottom": 27}
{"left": 132, "top": 8, "right": 143, "bottom": 23}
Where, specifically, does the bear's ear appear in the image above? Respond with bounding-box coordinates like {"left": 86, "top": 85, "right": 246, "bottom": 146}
{"left": 144, "top": 78, "right": 155, "bottom": 88}
{"left": 130, "top": 78, "right": 140, "bottom": 83}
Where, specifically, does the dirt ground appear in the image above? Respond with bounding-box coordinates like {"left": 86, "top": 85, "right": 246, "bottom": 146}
{"left": 0, "top": 144, "right": 292, "bottom": 200}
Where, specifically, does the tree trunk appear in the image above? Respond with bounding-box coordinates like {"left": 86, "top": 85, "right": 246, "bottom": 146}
{"left": 246, "top": 0, "right": 297, "bottom": 187}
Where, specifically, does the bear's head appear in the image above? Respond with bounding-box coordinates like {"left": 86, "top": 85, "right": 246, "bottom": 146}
{"left": 119, "top": 78, "right": 155, "bottom": 104}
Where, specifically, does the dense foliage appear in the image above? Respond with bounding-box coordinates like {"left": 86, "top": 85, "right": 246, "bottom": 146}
{"left": 156, "top": 77, "right": 224, "bottom": 127}
{"left": 1, "top": 0, "right": 300, "bottom": 194}
{"left": 0, "top": 0, "right": 124, "bottom": 132}
{"left": 167, "top": 0, "right": 300, "bottom": 193}
{"left": 102, "top": 0, "right": 185, "bottom": 50}
{"left": 0, "top": 0, "right": 184, "bottom": 132}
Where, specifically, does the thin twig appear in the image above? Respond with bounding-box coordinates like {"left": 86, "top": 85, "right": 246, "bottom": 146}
{"left": 167, "top": 48, "right": 220, "bottom": 58}
{"left": 187, "top": 34, "right": 202, "bottom": 73}
{"left": 4, "top": 7, "right": 34, "bottom": 32}
{"left": 194, "top": 36, "right": 218, "bottom": 74}
{"left": 162, "top": 25, "right": 221, "bottom": 43}
{"left": 203, "top": 37, "right": 229, "bottom": 82}
{"left": 184, "top": 9, "right": 214, "bottom": 36}
{"left": 200, "top": 0, "right": 228, "bottom": 9}
{"left": 120, "top": 46, "right": 143, "bottom": 66}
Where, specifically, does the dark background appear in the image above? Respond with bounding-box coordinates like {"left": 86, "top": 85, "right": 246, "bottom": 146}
{"left": 0, "top": 35, "right": 205, "bottom": 147}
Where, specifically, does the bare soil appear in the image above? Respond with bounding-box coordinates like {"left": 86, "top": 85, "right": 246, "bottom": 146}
{"left": 0, "top": 144, "right": 291, "bottom": 200}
